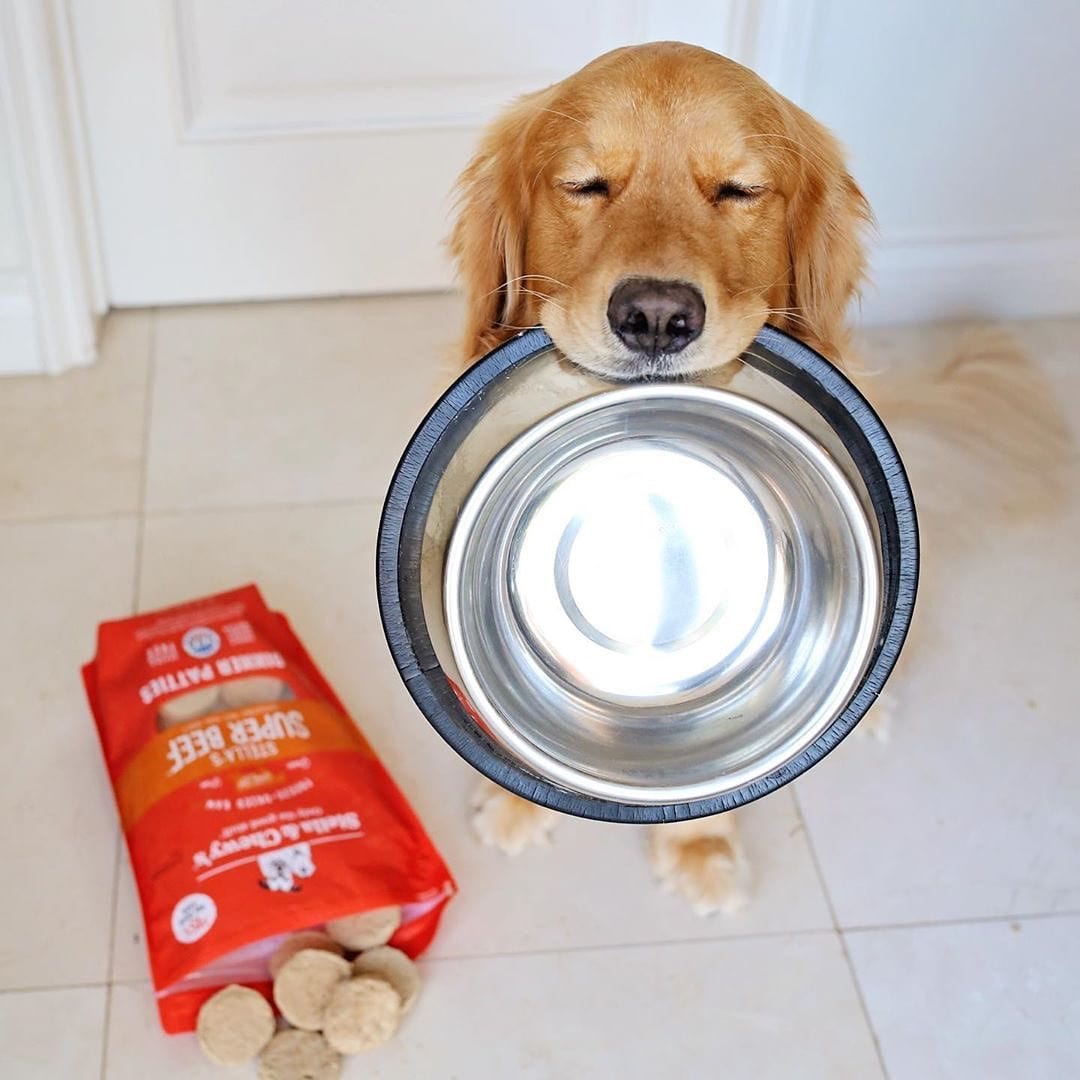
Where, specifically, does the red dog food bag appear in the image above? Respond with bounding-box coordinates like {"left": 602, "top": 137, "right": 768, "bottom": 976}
{"left": 82, "top": 584, "right": 455, "bottom": 1033}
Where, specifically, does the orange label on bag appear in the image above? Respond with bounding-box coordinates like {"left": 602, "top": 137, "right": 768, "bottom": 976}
{"left": 115, "top": 700, "right": 374, "bottom": 827}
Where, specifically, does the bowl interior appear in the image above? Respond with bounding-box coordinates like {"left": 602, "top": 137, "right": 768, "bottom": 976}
{"left": 443, "top": 384, "right": 881, "bottom": 805}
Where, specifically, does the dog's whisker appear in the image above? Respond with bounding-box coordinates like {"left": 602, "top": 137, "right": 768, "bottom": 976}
{"left": 518, "top": 288, "right": 569, "bottom": 314}
{"left": 516, "top": 287, "right": 558, "bottom": 303}
{"left": 729, "top": 262, "right": 803, "bottom": 301}
{"left": 529, "top": 143, "right": 581, "bottom": 191}
{"left": 478, "top": 279, "right": 569, "bottom": 308}
{"left": 494, "top": 321, "right": 543, "bottom": 332}
{"left": 763, "top": 313, "right": 817, "bottom": 333}
{"left": 730, "top": 274, "right": 796, "bottom": 300}
{"left": 760, "top": 306, "right": 814, "bottom": 323}
{"left": 502, "top": 274, "right": 572, "bottom": 290}
{"left": 740, "top": 346, "right": 792, "bottom": 379}
{"left": 735, "top": 307, "right": 814, "bottom": 334}
{"left": 751, "top": 144, "right": 831, "bottom": 174}
{"left": 743, "top": 133, "right": 836, "bottom": 174}
{"left": 530, "top": 106, "right": 587, "bottom": 127}
{"left": 744, "top": 141, "right": 837, "bottom": 178}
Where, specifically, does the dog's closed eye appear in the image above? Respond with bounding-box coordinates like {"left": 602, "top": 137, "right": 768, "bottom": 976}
{"left": 712, "top": 181, "right": 766, "bottom": 204}
{"left": 562, "top": 177, "right": 610, "bottom": 198}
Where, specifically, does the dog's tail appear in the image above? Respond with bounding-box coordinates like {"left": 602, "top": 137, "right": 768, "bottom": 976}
{"left": 853, "top": 325, "right": 1073, "bottom": 536}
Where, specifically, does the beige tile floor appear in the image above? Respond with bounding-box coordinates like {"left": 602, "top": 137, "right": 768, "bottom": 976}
{"left": 1, "top": 295, "right": 1078, "bottom": 1079}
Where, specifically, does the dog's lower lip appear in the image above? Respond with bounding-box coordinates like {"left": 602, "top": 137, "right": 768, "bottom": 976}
{"left": 562, "top": 353, "right": 645, "bottom": 380}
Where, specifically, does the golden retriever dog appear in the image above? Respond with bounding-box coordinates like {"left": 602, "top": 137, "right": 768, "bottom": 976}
{"left": 447, "top": 42, "right": 1070, "bottom": 913}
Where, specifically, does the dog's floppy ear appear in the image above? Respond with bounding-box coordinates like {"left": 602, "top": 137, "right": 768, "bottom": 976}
{"left": 449, "top": 90, "right": 547, "bottom": 366}
{"left": 782, "top": 103, "right": 873, "bottom": 361}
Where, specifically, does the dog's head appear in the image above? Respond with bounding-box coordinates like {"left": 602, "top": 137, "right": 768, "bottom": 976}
{"left": 450, "top": 42, "right": 871, "bottom": 377}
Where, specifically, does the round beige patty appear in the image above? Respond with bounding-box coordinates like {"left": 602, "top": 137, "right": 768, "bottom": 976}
{"left": 323, "top": 976, "right": 402, "bottom": 1054}
{"left": 196, "top": 984, "right": 275, "bottom": 1066}
{"left": 269, "top": 930, "right": 346, "bottom": 979}
{"left": 258, "top": 1029, "right": 341, "bottom": 1080}
{"left": 325, "top": 905, "right": 401, "bottom": 951}
{"left": 352, "top": 947, "right": 421, "bottom": 1013}
{"left": 273, "top": 948, "right": 351, "bottom": 1031}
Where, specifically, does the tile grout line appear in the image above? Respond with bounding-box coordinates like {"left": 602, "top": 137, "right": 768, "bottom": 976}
{"left": 409, "top": 903, "right": 1080, "bottom": 963}
{"left": 842, "top": 905, "right": 1080, "bottom": 935}
{"left": 100, "top": 308, "right": 159, "bottom": 1080}
{"left": 0, "top": 495, "right": 387, "bottom": 529}
{"left": 131, "top": 309, "right": 160, "bottom": 612}
{"left": 0, "top": 511, "right": 141, "bottom": 527}
{"left": 140, "top": 494, "right": 388, "bottom": 519}
{"left": 790, "top": 787, "right": 891, "bottom": 1080}
{"left": 425, "top": 925, "right": 842, "bottom": 966}
{"left": 98, "top": 831, "right": 122, "bottom": 1080}
{"left": 0, "top": 982, "right": 112, "bottom": 997}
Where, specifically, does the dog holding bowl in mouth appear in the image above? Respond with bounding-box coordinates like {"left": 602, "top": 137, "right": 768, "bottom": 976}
{"left": 378, "top": 42, "right": 1068, "bottom": 915}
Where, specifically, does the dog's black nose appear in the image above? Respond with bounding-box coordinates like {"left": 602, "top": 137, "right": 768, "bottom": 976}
{"left": 607, "top": 278, "right": 705, "bottom": 356}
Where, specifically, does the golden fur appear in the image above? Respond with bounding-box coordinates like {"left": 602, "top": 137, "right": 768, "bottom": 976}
{"left": 448, "top": 42, "right": 1072, "bottom": 911}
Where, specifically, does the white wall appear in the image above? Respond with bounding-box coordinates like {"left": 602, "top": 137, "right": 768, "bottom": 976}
{"left": 0, "top": 88, "right": 40, "bottom": 375}
{"left": 782, "top": 0, "right": 1080, "bottom": 324}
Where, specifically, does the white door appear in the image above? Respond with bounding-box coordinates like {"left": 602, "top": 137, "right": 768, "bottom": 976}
{"left": 68, "top": 2, "right": 748, "bottom": 307}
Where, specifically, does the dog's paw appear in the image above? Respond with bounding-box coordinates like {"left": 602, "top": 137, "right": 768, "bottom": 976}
{"left": 470, "top": 780, "right": 557, "bottom": 855}
{"left": 648, "top": 815, "right": 750, "bottom": 916}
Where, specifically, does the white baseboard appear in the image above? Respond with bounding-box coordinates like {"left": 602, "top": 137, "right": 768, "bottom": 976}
{"left": 858, "top": 227, "right": 1080, "bottom": 327}
{"left": 0, "top": 271, "right": 41, "bottom": 375}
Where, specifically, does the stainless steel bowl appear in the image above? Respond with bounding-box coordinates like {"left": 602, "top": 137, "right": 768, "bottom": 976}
{"left": 444, "top": 383, "right": 880, "bottom": 805}
{"left": 378, "top": 327, "right": 918, "bottom": 822}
